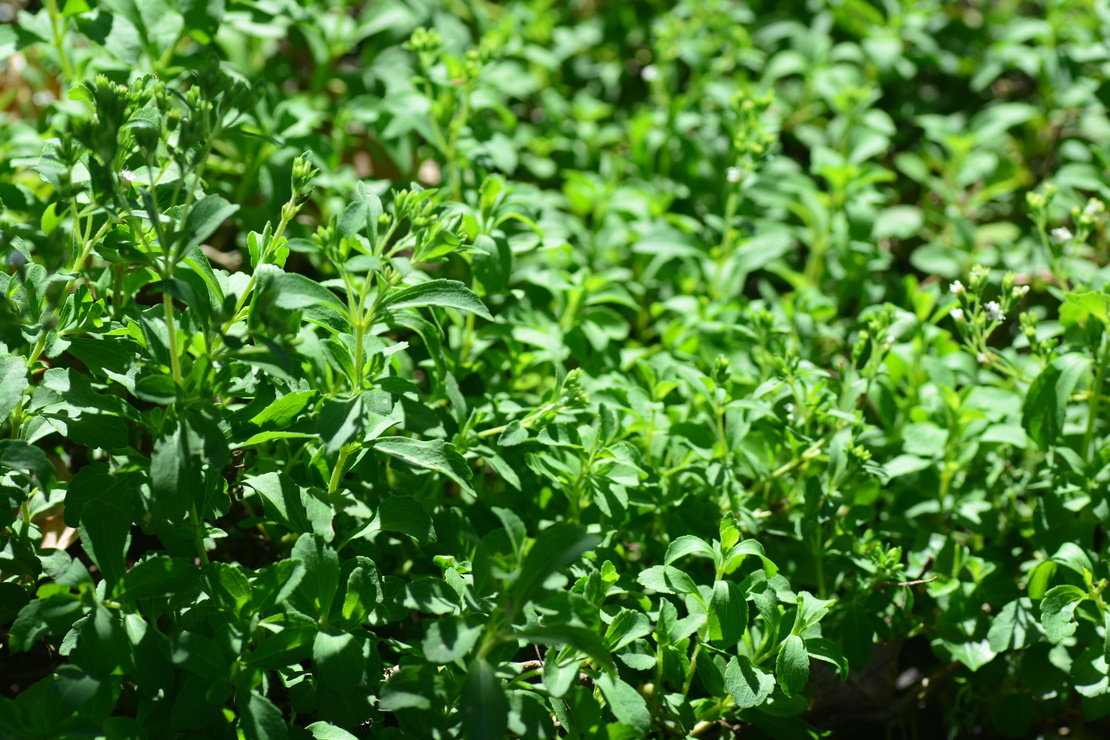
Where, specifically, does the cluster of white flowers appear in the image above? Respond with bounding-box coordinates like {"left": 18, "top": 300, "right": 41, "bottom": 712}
{"left": 1012, "top": 285, "right": 1030, "bottom": 299}
{"left": 1051, "top": 227, "right": 1073, "bottom": 243}
{"left": 984, "top": 301, "right": 1004, "bottom": 322}
{"left": 641, "top": 64, "right": 659, "bottom": 82}
{"left": 950, "top": 308, "right": 964, "bottom": 322}
{"left": 949, "top": 280, "right": 965, "bottom": 296}
{"left": 785, "top": 403, "right": 795, "bottom": 422}
{"left": 120, "top": 169, "right": 136, "bottom": 185}
{"left": 726, "top": 166, "right": 744, "bottom": 183}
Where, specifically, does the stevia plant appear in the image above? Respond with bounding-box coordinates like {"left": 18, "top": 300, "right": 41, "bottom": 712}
{"left": 4, "top": 0, "right": 1110, "bottom": 738}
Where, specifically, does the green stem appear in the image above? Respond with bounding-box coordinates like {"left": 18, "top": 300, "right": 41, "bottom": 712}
{"left": 458, "top": 311, "right": 476, "bottom": 369}
{"left": 1083, "top": 337, "right": 1107, "bottom": 463}
{"left": 710, "top": 188, "right": 740, "bottom": 300}
{"left": 213, "top": 198, "right": 299, "bottom": 352}
{"left": 189, "top": 502, "right": 210, "bottom": 565}
{"left": 46, "top": 0, "right": 75, "bottom": 83}
{"left": 814, "top": 531, "right": 827, "bottom": 599}
{"left": 681, "top": 638, "right": 703, "bottom": 696}
{"left": 163, "top": 290, "right": 183, "bottom": 384}
{"left": 328, "top": 446, "right": 353, "bottom": 495}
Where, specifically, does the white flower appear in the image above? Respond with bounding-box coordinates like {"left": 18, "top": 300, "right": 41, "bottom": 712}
{"left": 726, "top": 166, "right": 743, "bottom": 183}
{"left": 785, "top": 402, "right": 795, "bottom": 422}
{"left": 1084, "top": 200, "right": 1104, "bottom": 219}
{"left": 950, "top": 308, "right": 964, "bottom": 322}
{"left": 120, "top": 169, "right": 136, "bottom": 185}
{"left": 949, "top": 281, "right": 965, "bottom": 296}
{"left": 977, "top": 352, "right": 988, "bottom": 364}
{"left": 1051, "top": 227, "right": 1072, "bottom": 243}
{"left": 984, "top": 301, "right": 1004, "bottom": 322}
{"left": 641, "top": 64, "right": 659, "bottom": 82}
{"left": 1012, "top": 285, "right": 1030, "bottom": 299}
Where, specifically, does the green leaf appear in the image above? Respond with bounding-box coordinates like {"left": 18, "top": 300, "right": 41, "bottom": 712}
{"left": 1040, "top": 584, "right": 1087, "bottom": 644}
{"left": 708, "top": 580, "right": 747, "bottom": 647}
{"left": 723, "top": 539, "right": 778, "bottom": 577}
{"left": 805, "top": 637, "right": 849, "bottom": 678}
{"left": 776, "top": 633, "right": 809, "bottom": 697}
{"left": 244, "top": 628, "right": 314, "bottom": 671}
{"left": 250, "top": 390, "right": 316, "bottom": 427}
{"left": 460, "top": 658, "right": 508, "bottom": 740}
{"left": 725, "top": 655, "right": 775, "bottom": 709}
{"left": 253, "top": 559, "right": 306, "bottom": 613}
{"left": 372, "top": 437, "right": 474, "bottom": 495}
{"left": 375, "top": 496, "right": 436, "bottom": 544}
{"left": 1026, "top": 560, "right": 1057, "bottom": 600}
{"left": 497, "top": 420, "right": 528, "bottom": 446}
{"left": 271, "top": 272, "right": 350, "bottom": 316}
{"left": 181, "top": 195, "right": 238, "bottom": 255}
{"left": 237, "top": 690, "right": 287, "bottom": 740}
{"left": 134, "top": 373, "right": 178, "bottom": 404}
{"left": 604, "top": 609, "right": 653, "bottom": 652}
{"left": 313, "top": 632, "right": 366, "bottom": 693}
{"left": 988, "top": 598, "right": 1039, "bottom": 652}
{"left": 422, "top": 616, "right": 482, "bottom": 664}
{"left": 1063, "top": 291, "right": 1110, "bottom": 327}
{"left": 305, "top": 722, "right": 359, "bottom": 740}
{"left": 795, "top": 591, "right": 835, "bottom": 631}
{"left": 0, "top": 440, "right": 52, "bottom": 483}
{"left": 514, "top": 624, "right": 615, "bottom": 672}
{"left": 595, "top": 673, "right": 650, "bottom": 731}
{"left": 1022, "top": 353, "right": 1092, "bottom": 450}
{"left": 512, "top": 523, "right": 601, "bottom": 607}
{"left": 318, "top": 396, "right": 367, "bottom": 455}
{"left": 204, "top": 562, "right": 252, "bottom": 615}
{"left": 636, "top": 565, "right": 700, "bottom": 598}
{"left": 77, "top": 500, "right": 131, "bottom": 591}
{"left": 244, "top": 471, "right": 312, "bottom": 535}
{"left": 167, "top": 632, "right": 229, "bottom": 680}
{"left": 0, "top": 356, "right": 29, "bottom": 418}
{"left": 665, "top": 535, "right": 717, "bottom": 567}
{"left": 113, "top": 554, "right": 200, "bottom": 601}
{"left": 291, "top": 535, "right": 340, "bottom": 620}
{"left": 381, "top": 279, "right": 492, "bottom": 320}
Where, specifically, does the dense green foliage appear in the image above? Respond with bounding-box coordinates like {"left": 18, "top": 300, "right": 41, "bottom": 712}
{"left": 2, "top": 0, "right": 1110, "bottom": 737}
